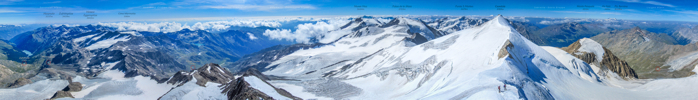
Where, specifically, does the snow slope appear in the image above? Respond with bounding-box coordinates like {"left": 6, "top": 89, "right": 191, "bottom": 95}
{"left": 60, "top": 70, "right": 176, "bottom": 100}
{"left": 261, "top": 15, "right": 698, "bottom": 100}
{"left": 263, "top": 15, "right": 559, "bottom": 99}
{"left": 0, "top": 80, "right": 69, "bottom": 100}
{"left": 244, "top": 76, "right": 291, "bottom": 100}
{"left": 159, "top": 78, "right": 227, "bottom": 100}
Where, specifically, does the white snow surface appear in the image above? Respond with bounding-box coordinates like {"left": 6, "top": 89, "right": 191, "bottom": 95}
{"left": 261, "top": 15, "right": 698, "bottom": 100}
{"left": 244, "top": 76, "right": 291, "bottom": 100}
{"left": 21, "top": 50, "right": 32, "bottom": 56}
{"left": 0, "top": 80, "right": 69, "bottom": 100}
{"left": 62, "top": 70, "right": 176, "bottom": 100}
{"left": 576, "top": 38, "right": 605, "bottom": 62}
{"left": 85, "top": 36, "right": 131, "bottom": 50}
{"left": 665, "top": 51, "right": 698, "bottom": 71}
{"left": 72, "top": 34, "right": 97, "bottom": 43}
{"left": 159, "top": 78, "right": 227, "bottom": 100}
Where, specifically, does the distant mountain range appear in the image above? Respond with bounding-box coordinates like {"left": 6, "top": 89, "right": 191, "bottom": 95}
{"left": 591, "top": 27, "right": 698, "bottom": 78}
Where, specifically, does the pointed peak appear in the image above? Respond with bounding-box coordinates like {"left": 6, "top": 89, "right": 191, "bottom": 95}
{"left": 631, "top": 26, "right": 644, "bottom": 32}
{"left": 353, "top": 17, "right": 364, "bottom": 22}
{"left": 489, "top": 14, "right": 511, "bottom": 27}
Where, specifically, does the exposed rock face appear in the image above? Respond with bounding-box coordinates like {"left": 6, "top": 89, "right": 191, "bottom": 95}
{"left": 381, "top": 18, "right": 444, "bottom": 41}
{"left": 165, "top": 71, "right": 193, "bottom": 86}
{"left": 166, "top": 63, "right": 234, "bottom": 86}
{"left": 62, "top": 82, "right": 82, "bottom": 92}
{"left": 221, "top": 68, "right": 301, "bottom": 100}
{"left": 221, "top": 76, "right": 275, "bottom": 100}
{"left": 498, "top": 40, "right": 514, "bottom": 59}
{"left": 192, "top": 63, "right": 235, "bottom": 86}
{"left": 6, "top": 78, "right": 31, "bottom": 88}
{"left": 50, "top": 91, "right": 74, "bottom": 99}
{"left": 562, "top": 39, "right": 638, "bottom": 79}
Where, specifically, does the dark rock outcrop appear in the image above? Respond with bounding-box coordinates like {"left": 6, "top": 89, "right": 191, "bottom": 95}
{"left": 562, "top": 39, "right": 639, "bottom": 79}
{"left": 221, "top": 76, "right": 275, "bottom": 100}
{"left": 166, "top": 63, "right": 235, "bottom": 86}
{"left": 50, "top": 91, "right": 74, "bottom": 99}
{"left": 192, "top": 63, "right": 235, "bottom": 86}
{"left": 165, "top": 71, "right": 193, "bottom": 86}
{"left": 221, "top": 68, "right": 301, "bottom": 100}
{"left": 498, "top": 40, "right": 514, "bottom": 59}
{"left": 6, "top": 78, "right": 31, "bottom": 88}
{"left": 62, "top": 82, "right": 82, "bottom": 92}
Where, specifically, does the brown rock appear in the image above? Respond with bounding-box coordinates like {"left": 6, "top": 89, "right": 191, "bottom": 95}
{"left": 62, "top": 82, "right": 82, "bottom": 92}
{"left": 7, "top": 78, "right": 31, "bottom": 88}
{"left": 221, "top": 68, "right": 302, "bottom": 100}
{"left": 562, "top": 39, "right": 639, "bottom": 79}
{"left": 50, "top": 91, "right": 74, "bottom": 99}
{"left": 498, "top": 40, "right": 514, "bottom": 59}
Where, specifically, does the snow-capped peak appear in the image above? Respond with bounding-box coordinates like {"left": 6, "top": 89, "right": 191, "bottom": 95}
{"left": 491, "top": 15, "right": 511, "bottom": 27}
{"left": 340, "top": 17, "right": 384, "bottom": 30}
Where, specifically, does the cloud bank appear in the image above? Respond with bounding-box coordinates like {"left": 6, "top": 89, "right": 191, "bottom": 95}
{"left": 97, "top": 20, "right": 282, "bottom": 33}
{"left": 263, "top": 19, "right": 350, "bottom": 43}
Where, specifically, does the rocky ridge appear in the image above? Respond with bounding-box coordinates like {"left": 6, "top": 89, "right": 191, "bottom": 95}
{"left": 562, "top": 38, "right": 638, "bottom": 79}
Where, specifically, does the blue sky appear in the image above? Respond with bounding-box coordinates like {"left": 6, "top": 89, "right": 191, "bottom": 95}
{"left": 1, "top": 0, "right": 697, "bottom": 24}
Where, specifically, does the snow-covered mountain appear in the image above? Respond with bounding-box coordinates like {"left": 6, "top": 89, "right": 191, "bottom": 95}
{"left": 427, "top": 17, "right": 489, "bottom": 34}
{"left": 254, "top": 15, "right": 567, "bottom": 99}
{"left": 236, "top": 15, "right": 698, "bottom": 99}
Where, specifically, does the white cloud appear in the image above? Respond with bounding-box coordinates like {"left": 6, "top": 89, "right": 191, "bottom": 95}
{"left": 263, "top": 19, "right": 350, "bottom": 43}
{"left": 615, "top": 0, "right": 676, "bottom": 7}
{"left": 97, "top": 20, "right": 281, "bottom": 33}
{"left": 174, "top": 0, "right": 315, "bottom": 11}
{"left": 0, "top": 0, "right": 22, "bottom": 5}
{"left": 0, "top": 9, "right": 21, "bottom": 13}
{"left": 666, "top": 10, "right": 698, "bottom": 15}
{"left": 247, "top": 33, "right": 257, "bottom": 40}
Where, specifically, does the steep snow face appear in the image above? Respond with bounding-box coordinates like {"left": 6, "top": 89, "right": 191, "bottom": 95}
{"left": 263, "top": 15, "right": 565, "bottom": 99}
{"left": 0, "top": 80, "right": 69, "bottom": 100}
{"left": 244, "top": 76, "right": 291, "bottom": 99}
{"left": 542, "top": 46, "right": 600, "bottom": 83}
{"left": 577, "top": 38, "right": 605, "bottom": 62}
